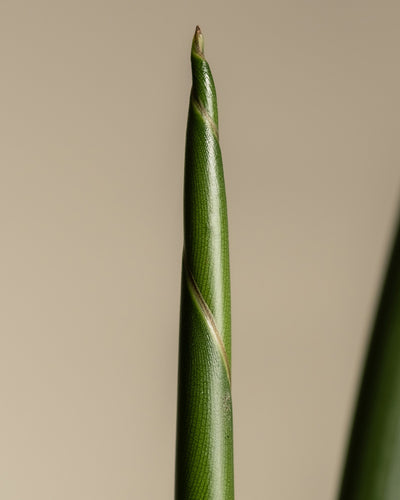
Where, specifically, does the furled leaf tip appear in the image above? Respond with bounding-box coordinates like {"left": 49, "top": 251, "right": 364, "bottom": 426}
{"left": 192, "top": 25, "right": 204, "bottom": 58}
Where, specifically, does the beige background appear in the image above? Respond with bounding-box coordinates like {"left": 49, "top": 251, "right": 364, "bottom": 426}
{"left": 1, "top": 1, "right": 400, "bottom": 499}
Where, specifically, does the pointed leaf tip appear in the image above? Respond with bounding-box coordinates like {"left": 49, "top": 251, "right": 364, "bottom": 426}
{"left": 192, "top": 25, "right": 204, "bottom": 57}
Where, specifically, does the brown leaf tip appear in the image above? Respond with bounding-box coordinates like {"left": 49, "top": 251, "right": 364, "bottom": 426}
{"left": 192, "top": 25, "right": 204, "bottom": 57}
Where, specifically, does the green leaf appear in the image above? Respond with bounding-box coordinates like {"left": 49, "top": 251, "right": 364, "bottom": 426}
{"left": 175, "top": 27, "right": 234, "bottom": 500}
{"left": 339, "top": 214, "right": 400, "bottom": 499}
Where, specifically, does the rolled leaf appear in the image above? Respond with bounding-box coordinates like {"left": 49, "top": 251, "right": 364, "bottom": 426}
{"left": 175, "top": 27, "right": 234, "bottom": 500}
{"left": 339, "top": 212, "right": 400, "bottom": 500}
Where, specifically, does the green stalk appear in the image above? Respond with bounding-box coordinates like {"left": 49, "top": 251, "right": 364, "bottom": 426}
{"left": 339, "top": 212, "right": 400, "bottom": 500}
{"left": 175, "top": 26, "right": 234, "bottom": 500}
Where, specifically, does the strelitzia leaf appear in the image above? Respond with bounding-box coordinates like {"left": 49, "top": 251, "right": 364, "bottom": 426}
{"left": 339, "top": 213, "right": 400, "bottom": 500}
{"left": 175, "top": 26, "right": 234, "bottom": 500}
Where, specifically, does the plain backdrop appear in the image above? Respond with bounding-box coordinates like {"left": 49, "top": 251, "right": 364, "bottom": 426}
{"left": 1, "top": 1, "right": 400, "bottom": 499}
